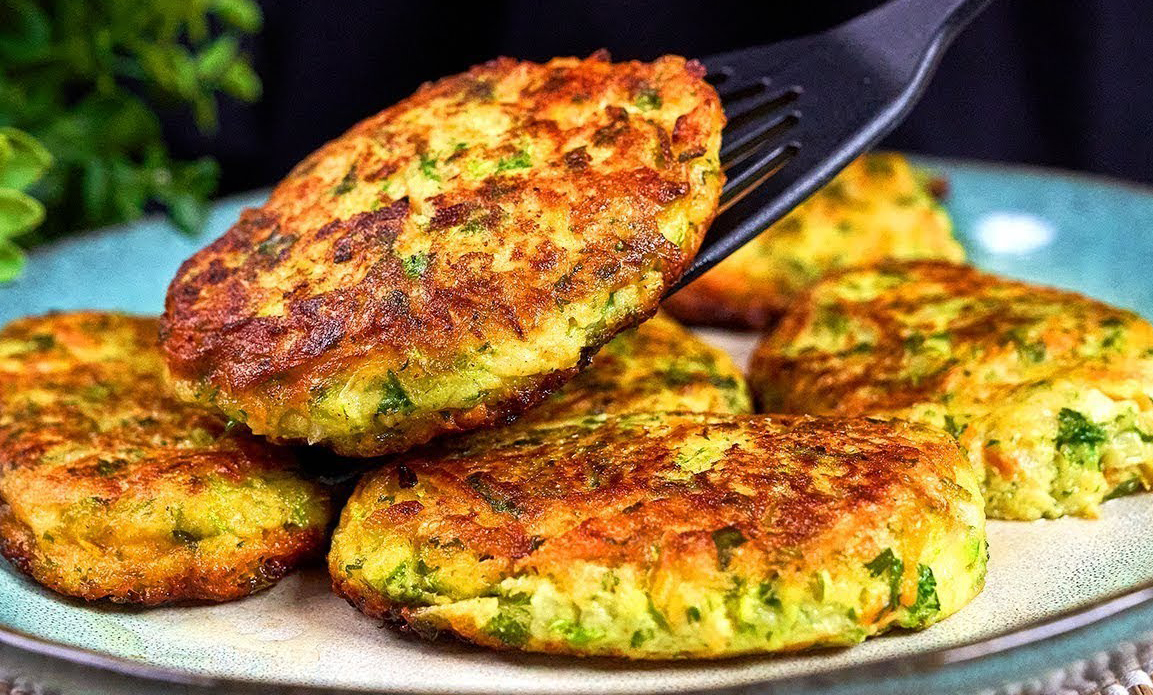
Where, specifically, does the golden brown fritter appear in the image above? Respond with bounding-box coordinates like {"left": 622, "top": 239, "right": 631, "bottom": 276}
{"left": 750, "top": 261, "right": 1153, "bottom": 519}
{"left": 664, "top": 153, "right": 962, "bottom": 330}
{"left": 0, "top": 313, "right": 332, "bottom": 604}
{"left": 515, "top": 311, "right": 751, "bottom": 426}
{"left": 329, "top": 413, "right": 986, "bottom": 657}
{"left": 162, "top": 54, "right": 724, "bottom": 457}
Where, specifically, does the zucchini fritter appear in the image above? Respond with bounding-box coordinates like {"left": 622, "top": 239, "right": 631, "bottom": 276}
{"left": 329, "top": 413, "right": 986, "bottom": 658}
{"left": 664, "top": 153, "right": 962, "bottom": 329}
{"left": 162, "top": 54, "right": 724, "bottom": 457}
{"left": 0, "top": 313, "right": 331, "bottom": 604}
{"left": 750, "top": 262, "right": 1153, "bottom": 519}
{"left": 516, "top": 311, "right": 751, "bottom": 426}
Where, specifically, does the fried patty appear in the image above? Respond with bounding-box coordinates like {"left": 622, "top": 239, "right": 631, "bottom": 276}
{"left": 0, "top": 313, "right": 332, "bottom": 604}
{"left": 161, "top": 54, "right": 724, "bottom": 457}
{"left": 750, "top": 261, "right": 1153, "bottom": 519}
{"left": 664, "top": 153, "right": 962, "bottom": 330}
{"left": 515, "top": 311, "right": 751, "bottom": 426}
{"left": 329, "top": 413, "right": 986, "bottom": 657}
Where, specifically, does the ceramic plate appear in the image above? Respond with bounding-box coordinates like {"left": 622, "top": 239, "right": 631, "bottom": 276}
{"left": 2, "top": 158, "right": 1153, "bottom": 695}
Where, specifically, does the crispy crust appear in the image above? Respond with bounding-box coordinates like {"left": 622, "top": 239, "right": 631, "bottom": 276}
{"left": 664, "top": 153, "right": 961, "bottom": 330}
{"left": 0, "top": 313, "right": 332, "bottom": 604}
{"left": 750, "top": 261, "right": 1153, "bottom": 415}
{"left": 161, "top": 54, "right": 724, "bottom": 457}
{"left": 329, "top": 413, "right": 985, "bottom": 657}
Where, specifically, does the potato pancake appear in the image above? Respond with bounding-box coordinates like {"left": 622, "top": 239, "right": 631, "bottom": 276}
{"left": 750, "top": 261, "right": 1153, "bottom": 519}
{"left": 515, "top": 311, "right": 751, "bottom": 426}
{"left": 664, "top": 153, "right": 962, "bottom": 329}
{"left": 162, "top": 54, "right": 724, "bottom": 457}
{"left": 0, "top": 313, "right": 332, "bottom": 604}
{"left": 329, "top": 413, "right": 986, "bottom": 658}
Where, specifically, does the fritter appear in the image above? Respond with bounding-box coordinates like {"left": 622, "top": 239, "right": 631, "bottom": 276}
{"left": 750, "top": 261, "right": 1153, "bottom": 519}
{"left": 664, "top": 153, "right": 962, "bottom": 330}
{"left": 161, "top": 54, "right": 724, "bottom": 457}
{"left": 329, "top": 413, "right": 986, "bottom": 658}
{"left": 0, "top": 313, "right": 332, "bottom": 604}
{"left": 515, "top": 311, "right": 751, "bottom": 426}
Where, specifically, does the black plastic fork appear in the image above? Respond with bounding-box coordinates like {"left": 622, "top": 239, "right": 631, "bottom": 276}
{"left": 670, "top": 0, "right": 992, "bottom": 292}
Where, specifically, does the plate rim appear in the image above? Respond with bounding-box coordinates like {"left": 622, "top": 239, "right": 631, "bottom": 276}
{"left": 5, "top": 155, "right": 1153, "bottom": 694}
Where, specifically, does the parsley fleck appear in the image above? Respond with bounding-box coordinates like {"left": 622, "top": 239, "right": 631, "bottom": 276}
{"left": 496, "top": 150, "right": 531, "bottom": 172}
{"left": 711, "top": 526, "right": 747, "bottom": 570}
{"left": 376, "top": 371, "right": 414, "bottom": 416}
{"left": 865, "top": 548, "right": 904, "bottom": 608}
{"left": 401, "top": 252, "right": 430, "bottom": 278}
{"left": 909, "top": 564, "right": 941, "bottom": 621}
{"left": 332, "top": 165, "right": 357, "bottom": 195}
{"left": 485, "top": 611, "right": 529, "bottom": 647}
{"left": 419, "top": 152, "right": 441, "bottom": 181}
{"left": 634, "top": 87, "right": 662, "bottom": 111}
{"left": 1055, "top": 408, "right": 1107, "bottom": 450}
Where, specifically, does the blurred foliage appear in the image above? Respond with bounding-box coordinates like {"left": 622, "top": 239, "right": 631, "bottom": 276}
{"left": 0, "top": 0, "right": 263, "bottom": 277}
{"left": 0, "top": 127, "right": 52, "bottom": 281}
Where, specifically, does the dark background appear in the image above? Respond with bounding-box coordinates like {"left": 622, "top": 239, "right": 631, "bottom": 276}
{"left": 173, "top": 0, "right": 1153, "bottom": 194}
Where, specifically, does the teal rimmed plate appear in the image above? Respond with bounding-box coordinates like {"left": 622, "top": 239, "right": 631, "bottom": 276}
{"left": 2, "top": 158, "right": 1153, "bottom": 695}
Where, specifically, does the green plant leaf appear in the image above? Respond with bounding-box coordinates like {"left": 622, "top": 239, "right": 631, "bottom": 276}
{"left": 0, "top": 188, "right": 45, "bottom": 238}
{"left": 162, "top": 191, "right": 209, "bottom": 235}
{"left": 0, "top": 127, "right": 52, "bottom": 191}
{"left": 220, "top": 59, "right": 261, "bottom": 101}
{"left": 212, "top": 0, "right": 263, "bottom": 32}
{"left": 196, "top": 36, "right": 240, "bottom": 81}
{"left": 0, "top": 240, "right": 26, "bottom": 282}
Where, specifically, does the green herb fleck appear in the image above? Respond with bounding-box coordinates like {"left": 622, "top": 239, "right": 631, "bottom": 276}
{"left": 1104, "top": 478, "right": 1145, "bottom": 501}
{"left": 757, "top": 582, "right": 782, "bottom": 609}
{"left": 496, "top": 150, "right": 531, "bottom": 172}
{"left": 685, "top": 606, "right": 701, "bottom": 623}
{"left": 630, "top": 629, "right": 652, "bottom": 648}
{"left": 1055, "top": 408, "right": 1107, "bottom": 467}
{"left": 96, "top": 459, "right": 124, "bottom": 477}
{"left": 635, "top": 87, "right": 662, "bottom": 111}
{"left": 646, "top": 599, "right": 670, "bottom": 630}
{"left": 376, "top": 371, "right": 414, "bottom": 416}
{"left": 1005, "top": 328, "right": 1046, "bottom": 363}
{"left": 332, "top": 165, "right": 357, "bottom": 195}
{"left": 465, "top": 473, "right": 519, "bottom": 515}
{"left": 485, "top": 611, "right": 529, "bottom": 647}
{"left": 401, "top": 252, "right": 430, "bottom": 278}
{"left": 865, "top": 548, "right": 904, "bottom": 608}
{"left": 909, "top": 564, "right": 941, "bottom": 621}
{"left": 551, "top": 619, "right": 604, "bottom": 646}
{"left": 712, "top": 526, "right": 747, "bottom": 570}
{"left": 943, "top": 414, "right": 967, "bottom": 439}
{"left": 419, "top": 152, "right": 441, "bottom": 181}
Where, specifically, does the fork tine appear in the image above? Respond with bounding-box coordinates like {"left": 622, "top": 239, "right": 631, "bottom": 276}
{"left": 717, "top": 81, "right": 769, "bottom": 105}
{"left": 723, "top": 87, "right": 802, "bottom": 136}
{"left": 721, "top": 112, "right": 800, "bottom": 170}
{"left": 670, "top": 0, "right": 991, "bottom": 295}
{"left": 719, "top": 144, "right": 799, "bottom": 214}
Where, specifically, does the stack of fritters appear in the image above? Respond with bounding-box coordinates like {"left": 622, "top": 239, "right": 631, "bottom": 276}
{"left": 0, "top": 54, "right": 1018, "bottom": 659}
